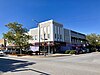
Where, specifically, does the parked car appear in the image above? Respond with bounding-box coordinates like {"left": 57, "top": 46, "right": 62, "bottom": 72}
{"left": 3, "top": 50, "right": 12, "bottom": 54}
{"left": 0, "top": 50, "right": 6, "bottom": 56}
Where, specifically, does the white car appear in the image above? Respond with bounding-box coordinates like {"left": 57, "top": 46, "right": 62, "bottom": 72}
{"left": 0, "top": 50, "right": 5, "bottom": 56}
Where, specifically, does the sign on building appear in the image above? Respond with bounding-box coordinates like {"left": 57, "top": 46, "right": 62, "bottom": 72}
{"left": 30, "top": 46, "right": 39, "bottom": 52}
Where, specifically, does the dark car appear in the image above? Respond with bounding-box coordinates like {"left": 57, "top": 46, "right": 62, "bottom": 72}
{"left": 3, "top": 50, "right": 12, "bottom": 54}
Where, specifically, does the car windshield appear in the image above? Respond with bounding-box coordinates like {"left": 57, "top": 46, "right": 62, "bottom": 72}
{"left": 0, "top": 50, "right": 6, "bottom": 52}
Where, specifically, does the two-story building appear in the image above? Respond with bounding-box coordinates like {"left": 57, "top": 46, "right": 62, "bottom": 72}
{"left": 28, "top": 20, "right": 87, "bottom": 53}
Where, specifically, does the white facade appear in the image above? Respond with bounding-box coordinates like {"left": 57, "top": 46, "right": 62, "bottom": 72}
{"left": 28, "top": 20, "right": 86, "bottom": 45}
{"left": 28, "top": 28, "right": 38, "bottom": 44}
{"left": 39, "top": 20, "right": 54, "bottom": 42}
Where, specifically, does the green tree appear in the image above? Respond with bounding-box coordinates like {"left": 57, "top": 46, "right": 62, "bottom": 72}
{"left": 86, "top": 33, "right": 100, "bottom": 52}
{"left": 3, "top": 22, "right": 32, "bottom": 54}
{"left": 86, "top": 33, "right": 100, "bottom": 46}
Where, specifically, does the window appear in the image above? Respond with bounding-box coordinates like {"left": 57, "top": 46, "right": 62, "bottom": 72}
{"left": 35, "top": 35, "right": 37, "bottom": 40}
{"left": 40, "top": 35, "right": 42, "bottom": 40}
{"left": 55, "top": 34, "right": 56, "bottom": 39}
{"left": 44, "top": 33, "right": 46, "bottom": 39}
{"left": 48, "top": 34, "right": 50, "bottom": 38}
{"left": 58, "top": 35, "right": 59, "bottom": 39}
{"left": 44, "top": 27, "right": 46, "bottom": 33}
{"left": 58, "top": 27, "right": 59, "bottom": 34}
{"left": 33, "top": 36, "right": 34, "bottom": 40}
{"left": 40, "top": 28, "right": 43, "bottom": 34}
{"left": 55, "top": 26, "right": 57, "bottom": 33}
{"left": 48, "top": 26, "right": 50, "bottom": 33}
{"left": 60, "top": 35, "right": 62, "bottom": 39}
{"left": 60, "top": 28, "right": 62, "bottom": 34}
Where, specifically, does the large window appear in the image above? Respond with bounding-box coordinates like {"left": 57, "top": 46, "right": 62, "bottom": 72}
{"left": 55, "top": 26, "right": 57, "bottom": 33}
{"left": 35, "top": 35, "right": 37, "bottom": 40}
{"left": 44, "top": 27, "right": 46, "bottom": 33}
{"left": 55, "top": 34, "right": 56, "bottom": 39}
{"left": 40, "top": 35, "right": 42, "bottom": 40}
{"left": 58, "top": 27, "right": 59, "bottom": 34}
{"left": 60, "top": 35, "right": 62, "bottom": 39}
{"left": 47, "top": 26, "right": 50, "bottom": 34}
{"left": 40, "top": 27, "right": 43, "bottom": 34}
{"left": 48, "top": 34, "right": 50, "bottom": 38}
{"left": 33, "top": 36, "right": 34, "bottom": 40}
{"left": 44, "top": 33, "right": 46, "bottom": 39}
{"left": 58, "top": 34, "right": 59, "bottom": 39}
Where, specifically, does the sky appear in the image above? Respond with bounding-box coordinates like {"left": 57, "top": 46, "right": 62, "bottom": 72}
{"left": 0, "top": 0, "right": 100, "bottom": 39}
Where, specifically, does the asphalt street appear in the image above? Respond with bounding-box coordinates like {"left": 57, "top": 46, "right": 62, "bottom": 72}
{"left": 0, "top": 52, "right": 100, "bottom": 75}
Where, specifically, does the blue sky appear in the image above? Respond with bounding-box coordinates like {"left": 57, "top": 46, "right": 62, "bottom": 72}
{"left": 0, "top": 0, "right": 100, "bottom": 39}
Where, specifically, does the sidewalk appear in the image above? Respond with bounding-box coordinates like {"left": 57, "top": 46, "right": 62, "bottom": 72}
{"left": 47, "top": 53, "right": 72, "bottom": 57}
{"left": 7, "top": 53, "right": 72, "bottom": 58}
{"left": 7, "top": 52, "right": 100, "bottom": 59}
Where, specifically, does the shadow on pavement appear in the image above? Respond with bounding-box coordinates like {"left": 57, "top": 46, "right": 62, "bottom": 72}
{"left": 0, "top": 58, "right": 35, "bottom": 72}
{"left": 0, "top": 58, "right": 50, "bottom": 75}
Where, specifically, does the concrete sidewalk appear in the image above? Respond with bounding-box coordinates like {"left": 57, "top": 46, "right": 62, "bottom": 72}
{"left": 7, "top": 53, "right": 72, "bottom": 58}
{"left": 47, "top": 53, "right": 72, "bottom": 57}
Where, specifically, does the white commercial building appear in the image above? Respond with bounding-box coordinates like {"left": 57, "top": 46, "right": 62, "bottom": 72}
{"left": 28, "top": 20, "right": 86, "bottom": 53}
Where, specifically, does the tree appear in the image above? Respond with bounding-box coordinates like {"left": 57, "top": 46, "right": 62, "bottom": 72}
{"left": 86, "top": 33, "right": 100, "bottom": 51}
{"left": 3, "top": 22, "right": 32, "bottom": 54}
{"left": 86, "top": 33, "right": 100, "bottom": 46}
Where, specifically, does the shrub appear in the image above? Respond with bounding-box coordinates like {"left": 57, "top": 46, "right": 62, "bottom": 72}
{"left": 69, "top": 50, "right": 76, "bottom": 54}
{"left": 91, "top": 47, "right": 96, "bottom": 52}
{"left": 65, "top": 50, "right": 70, "bottom": 54}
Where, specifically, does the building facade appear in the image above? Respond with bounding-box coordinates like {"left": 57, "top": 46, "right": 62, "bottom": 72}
{"left": 0, "top": 39, "right": 6, "bottom": 50}
{"left": 28, "top": 20, "right": 87, "bottom": 53}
